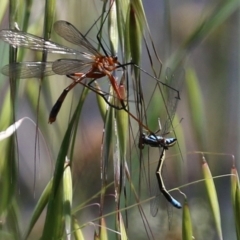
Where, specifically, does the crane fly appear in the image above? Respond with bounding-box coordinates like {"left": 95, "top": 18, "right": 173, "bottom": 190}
{"left": 138, "top": 67, "right": 184, "bottom": 216}
{"left": 0, "top": 20, "right": 179, "bottom": 133}
{"left": 0, "top": 20, "right": 126, "bottom": 122}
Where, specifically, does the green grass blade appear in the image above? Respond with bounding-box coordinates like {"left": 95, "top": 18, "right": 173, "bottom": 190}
{"left": 99, "top": 218, "right": 108, "bottom": 240}
{"left": 231, "top": 166, "right": 240, "bottom": 239}
{"left": 202, "top": 156, "right": 222, "bottom": 240}
{"left": 119, "top": 212, "right": 127, "bottom": 240}
{"left": 235, "top": 185, "right": 240, "bottom": 240}
{"left": 108, "top": 0, "right": 118, "bottom": 55}
{"left": 23, "top": 179, "right": 53, "bottom": 239}
{"left": 6, "top": 199, "right": 21, "bottom": 239}
{"left": 72, "top": 216, "right": 84, "bottom": 240}
{"left": 182, "top": 200, "right": 193, "bottom": 240}
{"left": 0, "top": 0, "right": 8, "bottom": 24}
{"left": 185, "top": 68, "right": 206, "bottom": 149}
{"left": 43, "top": 0, "right": 56, "bottom": 40}
{"left": 126, "top": 2, "right": 142, "bottom": 77}
{"left": 115, "top": 0, "right": 129, "bottom": 56}
{"left": 63, "top": 162, "right": 73, "bottom": 240}
{"left": 0, "top": 137, "right": 16, "bottom": 215}
{"left": 41, "top": 95, "right": 85, "bottom": 238}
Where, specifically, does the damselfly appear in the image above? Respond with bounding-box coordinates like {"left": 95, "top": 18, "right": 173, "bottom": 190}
{"left": 139, "top": 67, "right": 184, "bottom": 216}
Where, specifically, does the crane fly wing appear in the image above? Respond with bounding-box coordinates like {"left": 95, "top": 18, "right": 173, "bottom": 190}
{"left": 1, "top": 62, "right": 54, "bottom": 78}
{"left": 52, "top": 59, "right": 93, "bottom": 75}
{"left": 0, "top": 30, "right": 79, "bottom": 55}
{"left": 54, "top": 21, "right": 101, "bottom": 57}
{"left": 150, "top": 179, "right": 161, "bottom": 217}
{"left": 161, "top": 67, "right": 185, "bottom": 134}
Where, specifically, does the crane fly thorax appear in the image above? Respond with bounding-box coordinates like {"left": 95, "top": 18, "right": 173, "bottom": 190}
{"left": 93, "top": 56, "right": 118, "bottom": 73}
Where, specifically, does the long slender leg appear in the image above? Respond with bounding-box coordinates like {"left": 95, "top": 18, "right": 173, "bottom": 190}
{"left": 156, "top": 148, "right": 182, "bottom": 208}
{"left": 48, "top": 74, "right": 85, "bottom": 123}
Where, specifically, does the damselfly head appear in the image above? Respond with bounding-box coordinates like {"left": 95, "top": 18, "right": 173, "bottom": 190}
{"left": 164, "top": 138, "right": 177, "bottom": 148}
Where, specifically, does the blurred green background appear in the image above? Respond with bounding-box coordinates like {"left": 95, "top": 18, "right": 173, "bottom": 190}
{"left": 0, "top": 0, "right": 239, "bottom": 239}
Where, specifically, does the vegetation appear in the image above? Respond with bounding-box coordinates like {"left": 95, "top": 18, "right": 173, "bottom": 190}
{"left": 0, "top": 0, "right": 239, "bottom": 239}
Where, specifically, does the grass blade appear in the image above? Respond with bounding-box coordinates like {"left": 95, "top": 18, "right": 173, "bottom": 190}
{"left": 182, "top": 200, "right": 193, "bottom": 240}
{"left": 202, "top": 156, "right": 222, "bottom": 240}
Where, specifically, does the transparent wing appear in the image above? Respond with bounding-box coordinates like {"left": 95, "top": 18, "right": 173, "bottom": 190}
{"left": 0, "top": 30, "right": 79, "bottom": 55}
{"left": 161, "top": 67, "right": 185, "bottom": 134}
{"left": 1, "top": 62, "right": 54, "bottom": 78}
{"left": 52, "top": 59, "right": 94, "bottom": 75}
{"left": 54, "top": 21, "right": 101, "bottom": 57}
{"left": 150, "top": 177, "right": 161, "bottom": 217}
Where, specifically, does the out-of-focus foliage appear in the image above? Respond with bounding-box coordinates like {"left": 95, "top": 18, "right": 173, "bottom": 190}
{"left": 0, "top": 0, "right": 239, "bottom": 239}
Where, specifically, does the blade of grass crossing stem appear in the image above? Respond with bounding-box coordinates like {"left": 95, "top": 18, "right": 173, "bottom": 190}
{"left": 42, "top": 94, "right": 84, "bottom": 238}
{"left": 72, "top": 216, "right": 84, "bottom": 240}
{"left": 231, "top": 167, "right": 240, "bottom": 239}
{"left": 182, "top": 200, "right": 193, "bottom": 240}
{"left": 202, "top": 156, "right": 222, "bottom": 240}
{"left": 63, "top": 161, "right": 73, "bottom": 240}
{"left": 185, "top": 69, "right": 206, "bottom": 149}
{"left": 23, "top": 179, "right": 53, "bottom": 239}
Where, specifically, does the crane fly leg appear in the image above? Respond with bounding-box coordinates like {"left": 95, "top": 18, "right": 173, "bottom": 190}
{"left": 48, "top": 73, "right": 85, "bottom": 123}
